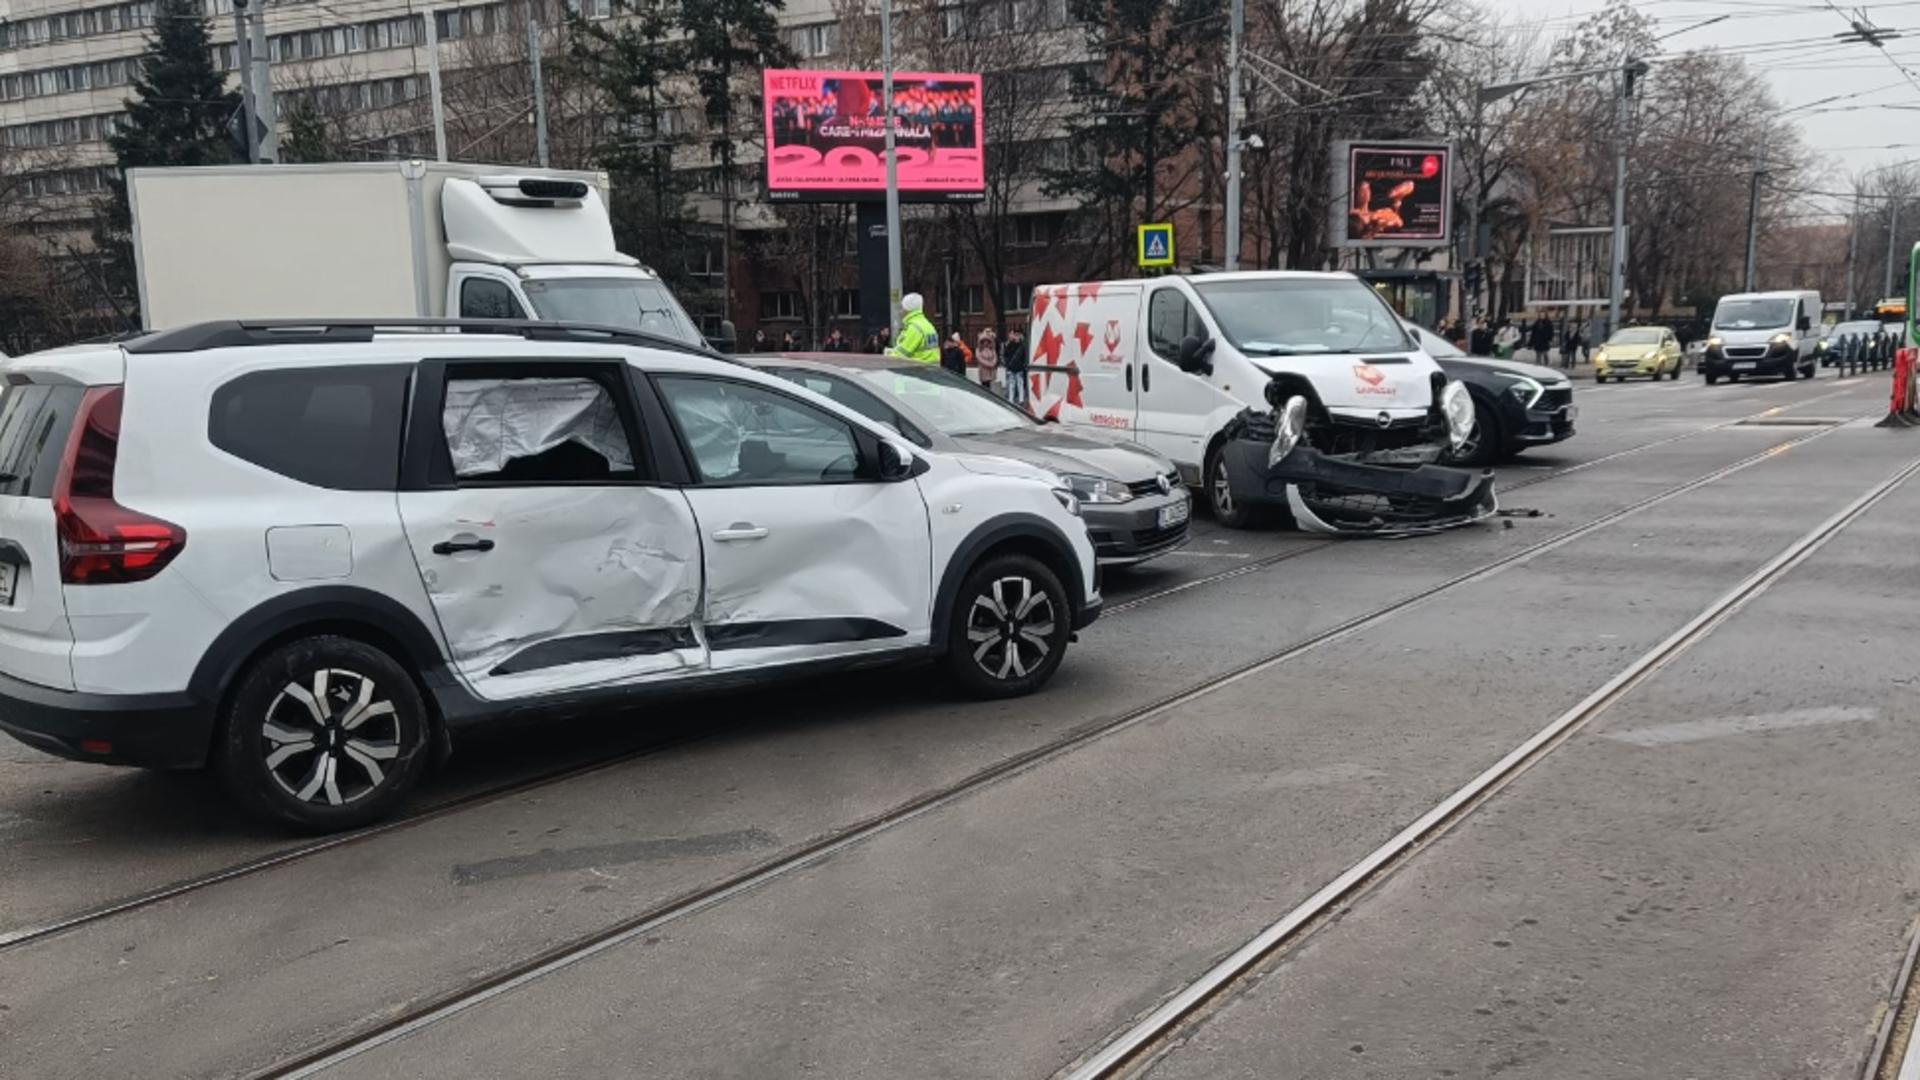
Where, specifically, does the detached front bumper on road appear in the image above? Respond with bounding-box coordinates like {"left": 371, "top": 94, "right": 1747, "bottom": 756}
{"left": 1221, "top": 413, "right": 1497, "bottom": 535}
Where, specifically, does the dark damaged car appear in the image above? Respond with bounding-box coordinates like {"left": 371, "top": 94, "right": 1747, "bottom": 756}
{"left": 1407, "top": 324, "right": 1577, "bottom": 466}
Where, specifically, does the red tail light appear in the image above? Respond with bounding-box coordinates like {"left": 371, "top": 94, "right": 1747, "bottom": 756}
{"left": 53, "top": 386, "right": 186, "bottom": 585}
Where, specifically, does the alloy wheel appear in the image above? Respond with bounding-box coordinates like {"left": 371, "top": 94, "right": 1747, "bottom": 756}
{"left": 966, "top": 576, "right": 1058, "bottom": 681}
{"left": 261, "top": 668, "right": 402, "bottom": 807}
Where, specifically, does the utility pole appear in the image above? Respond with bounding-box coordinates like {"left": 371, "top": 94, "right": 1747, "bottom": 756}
{"left": 232, "top": 0, "right": 258, "bottom": 162}
{"left": 1886, "top": 195, "right": 1903, "bottom": 301}
{"left": 1845, "top": 188, "right": 1860, "bottom": 317}
{"left": 1742, "top": 153, "right": 1763, "bottom": 292}
{"left": 882, "top": 0, "right": 902, "bottom": 338}
{"left": 1223, "top": 0, "right": 1244, "bottom": 271}
{"left": 1466, "top": 91, "right": 1485, "bottom": 317}
{"left": 248, "top": 2, "right": 276, "bottom": 162}
{"left": 423, "top": 8, "right": 448, "bottom": 161}
{"left": 1608, "top": 59, "right": 1646, "bottom": 337}
{"left": 527, "top": 17, "right": 549, "bottom": 168}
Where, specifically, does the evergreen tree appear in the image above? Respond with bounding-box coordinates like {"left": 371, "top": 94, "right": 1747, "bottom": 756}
{"left": 96, "top": 0, "right": 241, "bottom": 315}
{"left": 281, "top": 98, "right": 333, "bottom": 164}
{"left": 570, "top": 0, "right": 705, "bottom": 300}
{"left": 677, "top": 0, "right": 793, "bottom": 315}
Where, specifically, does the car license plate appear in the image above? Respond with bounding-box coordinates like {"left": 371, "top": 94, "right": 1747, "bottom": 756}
{"left": 1158, "top": 498, "right": 1190, "bottom": 529}
{"left": 1733, "top": 362, "right": 1757, "bottom": 371}
{"left": 0, "top": 562, "right": 17, "bottom": 607}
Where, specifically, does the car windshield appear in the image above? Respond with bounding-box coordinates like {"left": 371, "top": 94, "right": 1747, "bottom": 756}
{"left": 1194, "top": 278, "right": 1411, "bottom": 355}
{"left": 1608, "top": 329, "right": 1662, "bottom": 345}
{"left": 1713, "top": 299, "right": 1794, "bottom": 331}
{"left": 521, "top": 277, "right": 705, "bottom": 346}
{"left": 851, "top": 365, "right": 1033, "bottom": 437}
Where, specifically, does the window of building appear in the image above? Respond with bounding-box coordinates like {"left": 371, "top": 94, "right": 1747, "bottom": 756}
{"left": 760, "top": 291, "right": 803, "bottom": 321}
{"left": 961, "top": 285, "right": 985, "bottom": 314}
{"left": 834, "top": 290, "right": 860, "bottom": 318}
{"left": 1003, "top": 283, "right": 1034, "bottom": 315}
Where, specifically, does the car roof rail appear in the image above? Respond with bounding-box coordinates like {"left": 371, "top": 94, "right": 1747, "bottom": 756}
{"left": 123, "top": 318, "right": 725, "bottom": 359}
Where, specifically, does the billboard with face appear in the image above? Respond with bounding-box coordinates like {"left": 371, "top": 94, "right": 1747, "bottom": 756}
{"left": 763, "top": 69, "right": 985, "bottom": 203}
{"left": 1337, "top": 142, "right": 1452, "bottom": 247}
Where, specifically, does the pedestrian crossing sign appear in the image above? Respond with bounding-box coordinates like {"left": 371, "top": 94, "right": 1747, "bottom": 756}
{"left": 1137, "top": 223, "right": 1174, "bottom": 268}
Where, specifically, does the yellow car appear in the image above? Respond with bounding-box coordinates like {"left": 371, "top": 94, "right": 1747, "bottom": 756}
{"left": 1594, "top": 326, "right": 1684, "bottom": 382}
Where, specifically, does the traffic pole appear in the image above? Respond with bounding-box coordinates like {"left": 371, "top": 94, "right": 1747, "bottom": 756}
{"left": 882, "top": 1, "right": 903, "bottom": 340}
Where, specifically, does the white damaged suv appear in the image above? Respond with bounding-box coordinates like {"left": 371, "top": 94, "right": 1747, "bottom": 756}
{"left": 0, "top": 321, "right": 1100, "bottom": 831}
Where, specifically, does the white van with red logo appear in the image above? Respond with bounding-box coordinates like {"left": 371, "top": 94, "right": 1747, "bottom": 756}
{"left": 1025, "top": 271, "right": 1494, "bottom": 534}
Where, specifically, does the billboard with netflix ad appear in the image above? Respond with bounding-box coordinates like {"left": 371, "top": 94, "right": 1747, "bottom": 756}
{"left": 763, "top": 69, "right": 985, "bottom": 203}
{"left": 1335, "top": 141, "right": 1451, "bottom": 248}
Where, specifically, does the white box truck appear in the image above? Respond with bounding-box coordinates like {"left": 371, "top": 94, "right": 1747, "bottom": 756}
{"left": 128, "top": 160, "right": 710, "bottom": 348}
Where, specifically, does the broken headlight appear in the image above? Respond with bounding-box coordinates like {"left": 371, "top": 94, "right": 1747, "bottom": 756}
{"left": 1440, "top": 380, "right": 1476, "bottom": 451}
{"left": 1267, "top": 395, "right": 1310, "bottom": 468}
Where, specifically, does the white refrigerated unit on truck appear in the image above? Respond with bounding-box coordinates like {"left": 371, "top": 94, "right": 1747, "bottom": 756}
{"left": 1025, "top": 271, "right": 1494, "bottom": 534}
{"left": 128, "top": 160, "right": 707, "bottom": 347}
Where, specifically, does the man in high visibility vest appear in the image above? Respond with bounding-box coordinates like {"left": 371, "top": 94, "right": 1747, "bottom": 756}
{"left": 885, "top": 292, "right": 941, "bottom": 364}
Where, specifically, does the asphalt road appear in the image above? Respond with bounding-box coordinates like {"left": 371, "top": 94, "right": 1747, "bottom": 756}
{"left": 0, "top": 368, "right": 1912, "bottom": 1080}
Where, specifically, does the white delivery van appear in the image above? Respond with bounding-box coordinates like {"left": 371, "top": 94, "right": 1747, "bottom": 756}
{"left": 1027, "top": 271, "right": 1493, "bottom": 533}
{"left": 1699, "top": 289, "right": 1821, "bottom": 384}
{"left": 128, "top": 160, "right": 709, "bottom": 348}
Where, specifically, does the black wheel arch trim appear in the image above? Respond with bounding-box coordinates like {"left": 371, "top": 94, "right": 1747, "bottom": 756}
{"left": 189, "top": 586, "right": 453, "bottom": 709}
{"left": 930, "top": 513, "right": 1088, "bottom": 652}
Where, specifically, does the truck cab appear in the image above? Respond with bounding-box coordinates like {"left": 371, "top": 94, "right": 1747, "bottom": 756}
{"left": 1028, "top": 271, "right": 1492, "bottom": 534}
{"left": 439, "top": 175, "right": 705, "bottom": 346}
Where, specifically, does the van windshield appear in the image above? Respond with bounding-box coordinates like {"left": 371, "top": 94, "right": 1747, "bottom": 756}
{"left": 522, "top": 278, "right": 704, "bottom": 346}
{"left": 1193, "top": 278, "right": 1411, "bottom": 355}
{"left": 1713, "top": 298, "right": 1794, "bottom": 331}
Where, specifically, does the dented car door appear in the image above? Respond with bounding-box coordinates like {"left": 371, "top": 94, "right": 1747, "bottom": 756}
{"left": 396, "top": 359, "right": 707, "bottom": 701}
{"left": 654, "top": 374, "right": 933, "bottom": 672}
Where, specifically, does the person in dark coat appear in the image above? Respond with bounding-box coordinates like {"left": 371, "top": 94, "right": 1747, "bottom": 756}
{"left": 1469, "top": 317, "right": 1493, "bottom": 357}
{"left": 1529, "top": 316, "right": 1555, "bottom": 365}
{"left": 1001, "top": 327, "right": 1030, "bottom": 408}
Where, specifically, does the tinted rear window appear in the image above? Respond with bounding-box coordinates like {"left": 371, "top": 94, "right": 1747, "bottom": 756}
{"left": 0, "top": 383, "right": 84, "bottom": 498}
{"left": 210, "top": 365, "right": 410, "bottom": 490}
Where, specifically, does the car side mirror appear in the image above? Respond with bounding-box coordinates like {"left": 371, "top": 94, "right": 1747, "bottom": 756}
{"left": 1796, "top": 316, "right": 1811, "bottom": 332}
{"left": 876, "top": 439, "right": 924, "bottom": 481}
{"left": 1177, "top": 334, "right": 1215, "bottom": 375}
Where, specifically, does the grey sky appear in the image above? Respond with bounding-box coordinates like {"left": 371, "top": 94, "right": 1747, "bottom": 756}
{"left": 1485, "top": 0, "right": 1920, "bottom": 216}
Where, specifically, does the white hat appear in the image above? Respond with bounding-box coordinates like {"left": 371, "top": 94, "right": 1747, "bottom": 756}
{"left": 901, "top": 292, "right": 924, "bottom": 312}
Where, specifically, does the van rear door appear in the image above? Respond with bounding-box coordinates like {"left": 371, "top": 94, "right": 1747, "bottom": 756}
{"left": 0, "top": 378, "right": 88, "bottom": 690}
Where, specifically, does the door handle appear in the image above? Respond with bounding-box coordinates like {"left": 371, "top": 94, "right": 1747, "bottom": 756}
{"left": 1124, "top": 365, "right": 1133, "bottom": 392}
{"left": 432, "top": 537, "right": 495, "bottom": 555}
{"left": 1142, "top": 363, "right": 1152, "bottom": 392}
{"left": 712, "top": 525, "right": 770, "bottom": 542}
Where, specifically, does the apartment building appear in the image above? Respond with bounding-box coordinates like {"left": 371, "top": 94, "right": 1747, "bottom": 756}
{"left": 0, "top": 0, "right": 1144, "bottom": 339}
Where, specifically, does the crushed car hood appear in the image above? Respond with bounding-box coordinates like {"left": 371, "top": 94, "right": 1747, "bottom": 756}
{"left": 1247, "top": 351, "right": 1440, "bottom": 413}
{"left": 951, "top": 425, "right": 1171, "bottom": 483}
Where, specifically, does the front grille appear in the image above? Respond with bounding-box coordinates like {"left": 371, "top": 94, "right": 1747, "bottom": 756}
{"left": 1131, "top": 520, "right": 1188, "bottom": 549}
{"left": 1316, "top": 414, "right": 1433, "bottom": 455}
{"left": 1536, "top": 387, "right": 1573, "bottom": 412}
{"left": 1724, "top": 346, "right": 1767, "bottom": 359}
{"left": 1125, "top": 472, "right": 1179, "bottom": 498}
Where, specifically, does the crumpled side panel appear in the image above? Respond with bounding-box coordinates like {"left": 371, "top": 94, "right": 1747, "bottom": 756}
{"left": 443, "top": 377, "right": 634, "bottom": 477}
{"left": 397, "top": 486, "right": 704, "bottom": 696}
